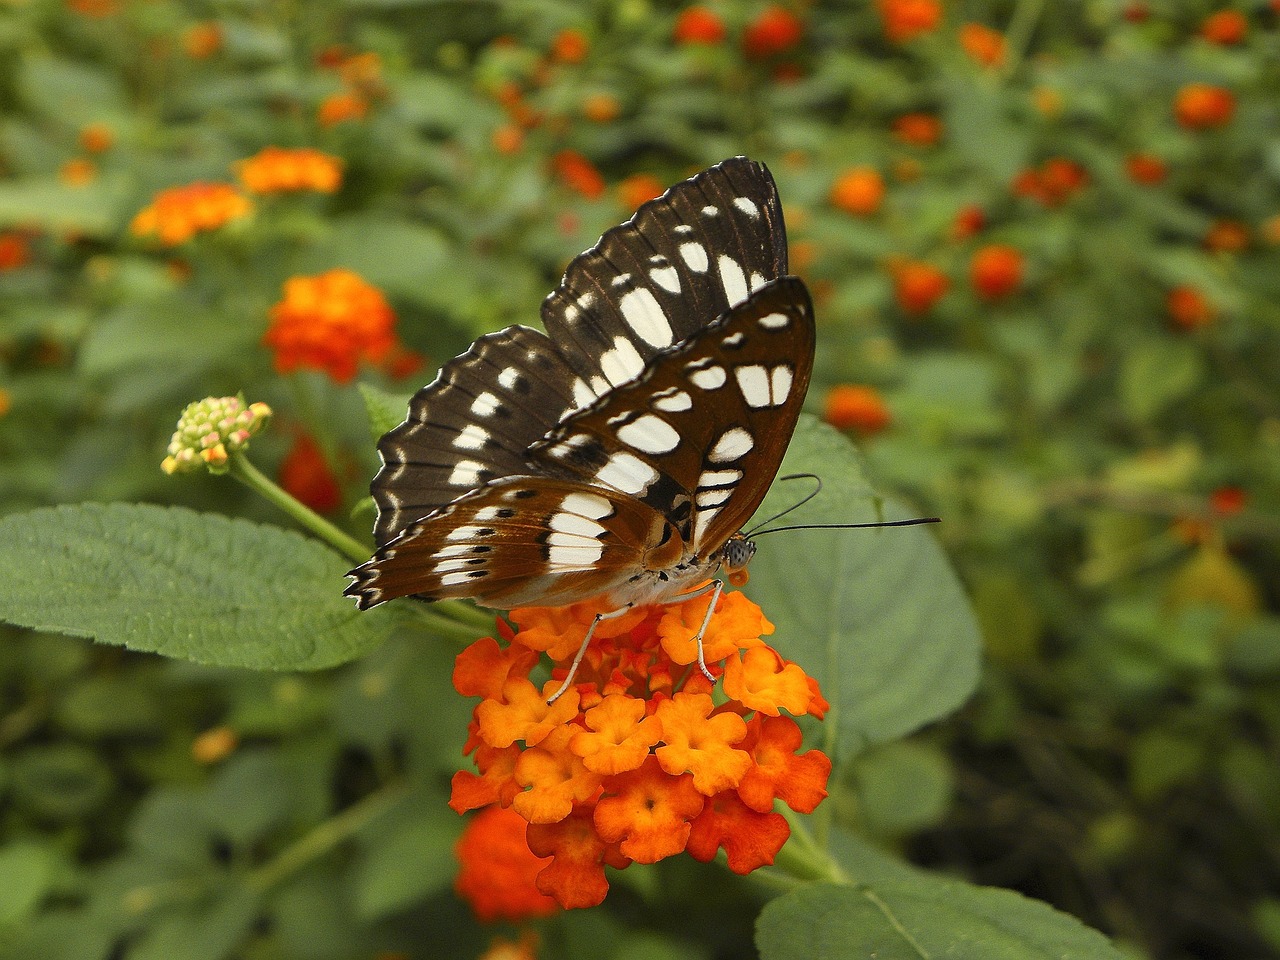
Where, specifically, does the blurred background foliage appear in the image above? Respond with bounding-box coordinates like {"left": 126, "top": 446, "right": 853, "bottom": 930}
{"left": 0, "top": 0, "right": 1278, "bottom": 958}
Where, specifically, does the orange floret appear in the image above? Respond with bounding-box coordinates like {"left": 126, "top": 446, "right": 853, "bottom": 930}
{"left": 477, "top": 677, "right": 581, "bottom": 748}
{"left": 723, "top": 646, "right": 815, "bottom": 717}
{"left": 736, "top": 715, "right": 832, "bottom": 814}
{"left": 513, "top": 727, "right": 604, "bottom": 824}
{"left": 654, "top": 692, "right": 751, "bottom": 795}
{"left": 592, "top": 756, "right": 706, "bottom": 862}
{"left": 686, "top": 789, "right": 791, "bottom": 873}
{"left": 450, "top": 743, "right": 523, "bottom": 813}
{"left": 570, "top": 694, "right": 664, "bottom": 775}
{"left": 455, "top": 806, "right": 560, "bottom": 922}
{"left": 236, "top": 146, "right": 343, "bottom": 194}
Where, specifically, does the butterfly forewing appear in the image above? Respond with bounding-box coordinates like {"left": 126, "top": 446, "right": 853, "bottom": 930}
{"left": 541, "top": 157, "right": 788, "bottom": 415}
{"left": 531, "top": 277, "right": 814, "bottom": 554}
{"left": 371, "top": 325, "right": 583, "bottom": 543}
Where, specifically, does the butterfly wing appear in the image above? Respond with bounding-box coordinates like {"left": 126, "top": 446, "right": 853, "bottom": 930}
{"left": 541, "top": 157, "right": 789, "bottom": 410}
{"left": 531, "top": 276, "right": 815, "bottom": 557}
{"left": 346, "top": 478, "right": 664, "bottom": 609}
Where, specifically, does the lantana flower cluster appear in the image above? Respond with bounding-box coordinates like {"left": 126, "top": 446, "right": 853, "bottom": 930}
{"left": 235, "top": 147, "right": 344, "bottom": 194}
{"left": 161, "top": 396, "right": 271, "bottom": 475}
{"left": 262, "top": 269, "right": 398, "bottom": 383}
{"left": 450, "top": 590, "right": 831, "bottom": 910}
{"left": 130, "top": 182, "right": 253, "bottom": 246}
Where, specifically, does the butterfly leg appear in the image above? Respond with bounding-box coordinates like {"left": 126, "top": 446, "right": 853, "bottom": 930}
{"left": 666, "top": 579, "right": 723, "bottom": 683}
{"left": 546, "top": 604, "right": 636, "bottom": 704}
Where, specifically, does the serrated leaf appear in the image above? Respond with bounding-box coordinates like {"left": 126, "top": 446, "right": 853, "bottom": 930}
{"left": 756, "top": 879, "right": 1126, "bottom": 960}
{"left": 0, "top": 504, "right": 392, "bottom": 670}
{"left": 747, "top": 417, "right": 981, "bottom": 754}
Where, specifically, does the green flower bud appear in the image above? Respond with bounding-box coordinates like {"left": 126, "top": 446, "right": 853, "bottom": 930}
{"left": 162, "top": 396, "right": 272, "bottom": 476}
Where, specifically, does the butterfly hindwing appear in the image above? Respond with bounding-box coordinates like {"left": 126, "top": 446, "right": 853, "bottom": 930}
{"left": 348, "top": 478, "right": 664, "bottom": 609}
{"left": 530, "top": 276, "right": 815, "bottom": 554}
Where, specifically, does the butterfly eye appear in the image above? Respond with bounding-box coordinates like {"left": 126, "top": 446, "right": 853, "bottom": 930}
{"left": 722, "top": 537, "right": 756, "bottom": 573}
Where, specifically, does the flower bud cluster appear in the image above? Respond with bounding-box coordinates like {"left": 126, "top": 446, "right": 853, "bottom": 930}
{"left": 162, "top": 396, "right": 271, "bottom": 475}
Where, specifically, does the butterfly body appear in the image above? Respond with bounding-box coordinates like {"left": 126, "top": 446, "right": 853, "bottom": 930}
{"left": 346, "top": 157, "right": 814, "bottom": 616}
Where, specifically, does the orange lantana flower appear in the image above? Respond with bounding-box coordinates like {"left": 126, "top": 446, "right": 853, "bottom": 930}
{"left": 1174, "top": 84, "right": 1234, "bottom": 129}
{"left": 263, "top": 269, "right": 398, "bottom": 383}
{"left": 236, "top": 147, "right": 343, "bottom": 194}
{"left": 830, "top": 167, "right": 884, "bottom": 217}
{"left": 824, "top": 384, "right": 892, "bottom": 436}
{"left": 552, "top": 150, "right": 606, "bottom": 200}
{"left": 891, "top": 259, "right": 949, "bottom": 314}
{"left": 130, "top": 182, "right": 252, "bottom": 246}
{"left": 455, "top": 806, "right": 560, "bottom": 922}
{"left": 451, "top": 592, "right": 830, "bottom": 908}
{"left": 877, "top": 0, "right": 942, "bottom": 43}
{"left": 673, "top": 6, "right": 726, "bottom": 46}
{"left": 959, "top": 22, "right": 1005, "bottom": 67}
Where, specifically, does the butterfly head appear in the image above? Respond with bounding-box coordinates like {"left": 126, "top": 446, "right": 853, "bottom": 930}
{"left": 721, "top": 534, "right": 756, "bottom": 587}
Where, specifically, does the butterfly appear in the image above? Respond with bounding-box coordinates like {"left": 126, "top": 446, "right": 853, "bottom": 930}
{"left": 345, "top": 156, "right": 814, "bottom": 689}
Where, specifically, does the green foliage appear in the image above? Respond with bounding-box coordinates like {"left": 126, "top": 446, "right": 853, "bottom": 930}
{"left": 0, "top": 504, "right": 391, "bottom": 669}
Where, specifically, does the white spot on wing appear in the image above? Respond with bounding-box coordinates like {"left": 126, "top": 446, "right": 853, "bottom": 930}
{"left": 759, "top": 312, "right": 789, "bottom": 329}
{"left": 649, "top": 265, "right": 681, "bottom": 294}
{"left": 549, "top": 512, "right": 607, "bottom": 538}
{"left": 571, "top": 378, "right": 598, "bottom": 412}
{"left": 680, "top": 242, "right": 709, "bottom": 273}
{"left": 709, "top": 427, "right": 753, "bottom": 463}
{"left": 446, "top": 525, "right": 483, "bottom": 542}
{"left": 548, "top": 540, "right": 604, "bottom": 567}
{"left": 611, "top": 273, "right": 632, "bottom": 288}
{"left": 617, "top": 414, "right": 680, "bottom": 454}
{"left": 734, "top": 196, "right": 760, "bottom": 218}
{"left": 453, "top": 424, "right": 489, "bottom": 450}
{"left": 696, "top": 488, "right": 732, "bottom": 509}
{"left": 498, "top": 367, "right": 520, "bottom": 389}
{"left": 749, "top": 271, "right": 767, "bottom": 292}
{"left": 718, "top": 255, "right": 748, "bottom": 307}
{"left": 698, "top": 468, "right": 742, "bottom": 488}
{"left": 652, "top": 389, "right": 692, "bottom": 412}
{"left": 692, "top": 507, "right": 720, "bottom": 548}
{"left": 471, "top": 392, "right": 498, "bottom": 416}
{"left": 619, "top": 288, "right": 673, "bottom": 347}
{"left": 688, "top": 364, "right": 727, "bottom": 390}
{"left": 600, "top": 336, "right": 646, "bottom": 386}
{"left": 735, "top": 364, "right": 772, "bottom": 408}
{"left": 701, "top": 205, "right": 719, "bottom": 216}
{"left": 441, "top": 571, "right": 478, "bottom": 586}
{"left": 771, "top": 364, "right": 793, "bottom": 403}
{"left": 448, "top": 459, "right": 485, "bottom": 486}
{"left": 595, "top": 451, "right": 659, "bottom": 495}
{"left": 562, "top": 492, "right": 614, "bottom": 520}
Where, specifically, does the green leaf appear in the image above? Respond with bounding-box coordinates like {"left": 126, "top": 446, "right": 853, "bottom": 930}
{"left": 349, "top": 792, "right": 460, "bottom": 920}
{"left": 1119, "top": 338, "right": 1203, "bottom": 422}
{"left": 357, "top": 383, "right": 412, "bottom": 442}
{"left": 124, "top": 889, "right": 259, "bottom": 960}
{"left": 0, "top": 177, "right": 128, "bottom": 235}
{"left": 756, "top": 880, "right": 1126, "bottom": 960}
{"left": 0, "top": 504, "right": 392, "bottom": 671}
{"left": 747, "top": 417, "right": 982, "bottom": 753}
{"left": 0, "top": 843, "right": 58, "bottom": 927}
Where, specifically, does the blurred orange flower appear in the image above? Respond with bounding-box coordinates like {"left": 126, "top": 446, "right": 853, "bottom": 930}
{"left": 1167, "top": 285, "right": 1215, "bottom": 331}
{"left": 877, "top": 0, "right": 942, "bottom": 43}
{"left": 130, "top": 183, "right": 253, "bottom": 246}
{"left": 1174, "top": 84, "right": 1234, "bottom": 129}
{"left": 492, "top": 124, "right": 524, "bottom": 154}
{"left": 970, "top": 244, "right": 1023, "bottom": 300}
{"left": 236, "top": 147, "right": 344, "bottom": 194}
{"left": 66, "top": 0, "right": 117, "bottom": 17}
{"left": 0, "top": 233, "right": 30, "bottom": 271}
{"left": 79, "top": 123, "right": 114, "bottom": 154}
{"left": 824, "top": 384, "right": 892, "bottom": 435}
{"left": 742, "top": 5, "right": 804, "bottom": 59}
{"left": 318, "top": 91, "right": 369, "bottom": 127}
{"left": 456, "top": 806, "right": 560, "bottom": 922}
{"left": 1204, "top": 219, "right": 1248, "bottom": 253}
{"left": 582, "top": 92, "right": 621, "bottom": 123}
{"left": 59, "top": 158, "right": 96, "bottom": 187}
{"left": 617, "top": 173, "right": 665, "bottom": 211}
{"left": 278, "top": 433, "right": 342, "bottom": 514}
{"left": 1125, "top": 152, "right": 1167, "bottom": 186}
{"left": 551, "top": 28, "right": 590, "bottom": 64}
{"left": 191, "top": 726, "right": 238, "bottom": 765}
{"left": 1013, "top": 157, "right": 1089, "bottom": 207}
{"left": 673, "top": 5, "right": 726, "bottom": 45}
{"left": 183, "top": 22, "right": 223, "bottom": 59}
{"left": 950, "top": 204, "right": 986, "bottom": 240}
{"left": 264, "top": 269, "right": 398, "bottom": 383}
{"left": 892, "top": 112, "right": 942, "bottom": 147}
{"left": 1200, "top": 10, "right": 1247, "bottom": 45}
{"left": 829, "top": 167, "right": 884, "bottom": 217}
{"left": 959, "top": 23, "right": 1005, "bottom": 67}
{"left": 552, "top": 150, "right": 605, "bottom": 200}
{"left": 891, "top": 260, "right": 950, "bottom": 314}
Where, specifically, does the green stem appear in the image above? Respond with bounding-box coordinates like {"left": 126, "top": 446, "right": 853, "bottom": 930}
{"left": 247, "top": 781, "right": 409, "bottom": 894}
{"left": 999, "top": 0, "right": 1046, "bottom": 82}
{"left": 228, "top": 452, "right": 370, "bottom": 564}
{"left": 771, "top": 810, "right": 849, "bottom": 885}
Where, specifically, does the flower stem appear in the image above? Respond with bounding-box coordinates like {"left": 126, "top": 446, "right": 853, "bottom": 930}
{"left": 246, "top": 780, "right": 409, "bottom": 894}
{"left": 228, "top": 452, "right": 370, "bottom": 564}
{"left": 772, "top": 810, "right": 848, "bottom": 885}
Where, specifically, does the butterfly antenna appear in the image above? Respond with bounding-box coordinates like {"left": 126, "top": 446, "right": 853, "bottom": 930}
{"left": 743, "top": 473, "right": 825, "bottom": 537}
{"left": 746, "top": 474, "right": 940, "bottom": 537}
